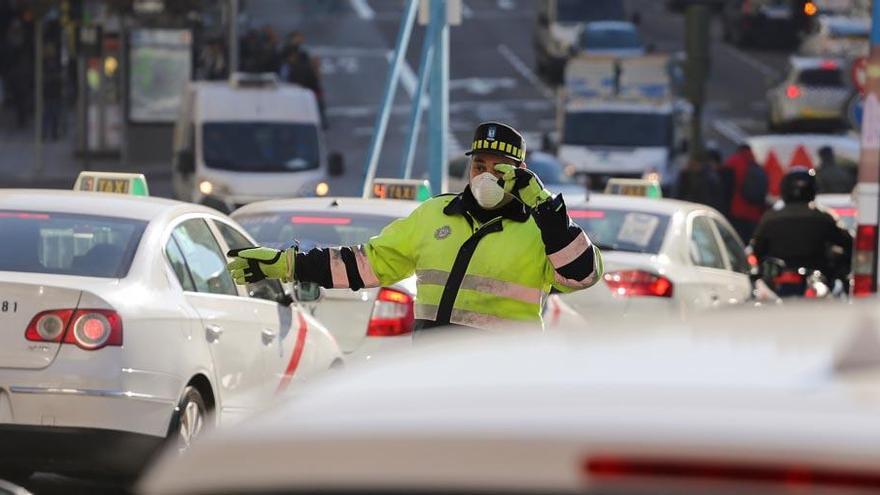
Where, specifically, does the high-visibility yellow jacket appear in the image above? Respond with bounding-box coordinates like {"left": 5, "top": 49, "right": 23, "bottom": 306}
{"left": 294, "top": 189, "right": 602, "bottom": 330}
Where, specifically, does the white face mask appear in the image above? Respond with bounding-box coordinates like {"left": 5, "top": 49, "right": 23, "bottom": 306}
{"left": 470, "top": 172, "right": 506, "bottom": 209}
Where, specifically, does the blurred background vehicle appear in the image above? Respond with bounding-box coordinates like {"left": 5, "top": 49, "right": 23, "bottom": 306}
{"left": 557, "top": 55, "right": 689, "bottom": 191}
{"left": 721, "top": 0, "right": 802, "bottom": 47}
{"left": 799, "top": 15, "right": 869, "bottom": 57}
{"left": 232, "top": 196, "right": 418, "bottom": 362}
{"left": 141, "top": 301, "right": 880, "bottom": 495}
{"left": 766, "top": 57, "right": 850, "bottom": 132}
{"left": 576, "top": 21, "right": 646, "bottom": 58}
{"left": 171, "top": 73, "right": 344, "bottom": 213}
{"left": 534, "top": 0, "right": 627, "bottom": 85}
{"left": 558, "top": 193, "right": 752, "bottom": 318}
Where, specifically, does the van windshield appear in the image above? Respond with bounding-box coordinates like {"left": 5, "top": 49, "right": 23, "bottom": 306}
{"left": 202, "top": 122, "right": 320, "bottom": 172}
{"left": 563, "top": 111, "right": 672, "bottom": 148}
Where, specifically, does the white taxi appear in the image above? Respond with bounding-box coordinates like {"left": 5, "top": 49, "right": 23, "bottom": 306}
{"left": 232, "top": 184, "right": 422, "bottom": 362}
{"left": 141, "top": 301, "right": 880, "bottom": 495}
{"left": 559, "top": 192, "right": 752, "bottom": 318}
{"left": 0, "top": 174, "right": 342, "bottom": 480}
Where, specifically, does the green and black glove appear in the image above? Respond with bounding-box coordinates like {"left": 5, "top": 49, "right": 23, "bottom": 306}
{"left": 226, "top": 247, "right": 295, "bottom": 285}
{"left": 495, "top": 163, "right": 553, "bottom": 209}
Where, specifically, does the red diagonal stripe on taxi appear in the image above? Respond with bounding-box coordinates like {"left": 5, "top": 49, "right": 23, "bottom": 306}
{"left": 276, "top": 312, "right": 308, "bottom": 394}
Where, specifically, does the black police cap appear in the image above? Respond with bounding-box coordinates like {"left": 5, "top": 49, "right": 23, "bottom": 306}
{"left": 465, "top": 121, "right": 526, "bottom": 162}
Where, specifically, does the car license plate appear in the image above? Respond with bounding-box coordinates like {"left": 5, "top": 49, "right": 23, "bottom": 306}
{"left": 0, "top": 300, "right": 18, "bottom": 313}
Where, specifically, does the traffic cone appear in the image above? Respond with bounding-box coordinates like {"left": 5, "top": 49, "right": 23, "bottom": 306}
{"left": 789, "top": 145, "right": 814, "bottom": 169}
{"left": 764, "top": 150, "right": 784, "bottom": 197}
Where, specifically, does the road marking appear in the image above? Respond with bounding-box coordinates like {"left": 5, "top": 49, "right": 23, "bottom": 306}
{"left": 384, "top": 51, "right": 428, "bottom": 107}
{"left": 450, "top": 77, "right": 517, "bottom": 95}
{"left": 497, "top": 43, "right": 555, "bottom": 100}
{"left": 497, "top": 0, "right": 515, "bottom": 9}
{"left": 722, "top": 46, "right": 780, "bottom": 79}
{"left": 712, "top": 119, "right": 750, "bottom": 144}
{"left": 349, "top": 0, "right": 375, "bottom": 20}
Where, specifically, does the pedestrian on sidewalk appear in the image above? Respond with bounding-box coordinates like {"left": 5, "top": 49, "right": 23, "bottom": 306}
{"left": 722, "top": 144, "right": 768, "bottom": 242}
{"left": 279, "top": 31, "right": 326, "bottom": 128}
{"left": 815, "top": 146, "right": 855, "bottom": 194}
{"left": 674, "top": 152, "right": 724, "bottom": 212}
{"left": 42, "top": 44, "right": 63, "bottom": 140}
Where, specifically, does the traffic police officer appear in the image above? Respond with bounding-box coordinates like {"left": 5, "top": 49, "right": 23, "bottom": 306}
{"left": 226, "top": 122, "right": 603, "bottom": 330}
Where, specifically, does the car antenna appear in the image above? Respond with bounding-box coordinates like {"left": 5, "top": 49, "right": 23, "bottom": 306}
{"left": 330, "top": 199, "right": 339, "bottom": 208}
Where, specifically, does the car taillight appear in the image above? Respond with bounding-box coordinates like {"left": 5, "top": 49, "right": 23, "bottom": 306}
{"left": 853, "top": 224, "right": 877, "bottom": 297}
{"left": 786, "top": 84, "right": 802, "bottom": 99}
{"left": 25, "top": 309, "right": 122, "bottom": 350}
{"left": 25, "top": 309, "right": 74, "bottom": 342}
{"left": 585, "top": 456, "right": 880, "bottom": 489}
{"left": 604, "top": 270, "right": 673, "bottom": 298}
{"left": 367, "top": 288, "right": 414, "bottom": 337}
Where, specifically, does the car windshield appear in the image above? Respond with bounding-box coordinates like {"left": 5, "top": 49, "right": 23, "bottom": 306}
{"left": 580, "top": 26, "right": 642, "bottom": 50}
{"left": 797, "top": 68, "right": 843, "bottom": 86}
{"left": 202, "top": 122, "right": 320, "bottom": 172}
{"left": 568, "top": 208, "right": 669, "bottom": 254}
{"left": 563, "top": 111, "right": 672, "bottom": 147}
{"left": 235, "top": 212, "right": 397, "bottom": 250}
{"left": 556, "top": 0, "right": 624, "bottom": 22}
{"left": 0, "top": 211, "right": 146, "bottom": 278}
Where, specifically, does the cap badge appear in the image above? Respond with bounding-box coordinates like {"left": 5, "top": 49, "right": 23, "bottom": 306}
{"left": 434, "top": 225, "right": 452, "bottom": 240}
{"left": 486, "top": 125, "right": 496, "bottom": 141}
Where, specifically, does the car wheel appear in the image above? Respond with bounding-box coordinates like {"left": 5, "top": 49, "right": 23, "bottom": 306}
{"left": 167, "top": 386, "right": 207, "bottom": 454}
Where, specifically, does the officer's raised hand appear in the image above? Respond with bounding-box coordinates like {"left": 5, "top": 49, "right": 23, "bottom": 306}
{"left": 226, "top": 247, "right": 294, "bottom": 285}
{"left": 495, "top": 163, "right": 553, "bottom": 209}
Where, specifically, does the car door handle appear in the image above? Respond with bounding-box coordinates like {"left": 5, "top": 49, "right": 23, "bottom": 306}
{"left": 205, "top": 324, "right": 223, "bottom": 342}
{"left": 261, "top": 328, "right": 277, "bottom": 345}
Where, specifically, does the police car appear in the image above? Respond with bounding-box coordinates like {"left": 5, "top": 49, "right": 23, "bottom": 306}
{"left": 141, "top": 301, "right": 880, "bottom": 495}
{"left": 560, "top": 184, "right": 752, "bottom": 318}
{"left": 231, "top": 179, "right": 430, "bottom": 361}
{"left": 0, "top": 173, "right": 342, "bottom": 480}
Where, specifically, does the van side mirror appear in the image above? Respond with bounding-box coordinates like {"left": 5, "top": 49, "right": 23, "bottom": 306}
{"left": 176, "top": 149, "right": 195, "bottom": 175}
{"left": 294, "top": 281, "right": 323, "bottom": 303}
{"left": 328, "top": 152, "right": 345, "bottom": 177}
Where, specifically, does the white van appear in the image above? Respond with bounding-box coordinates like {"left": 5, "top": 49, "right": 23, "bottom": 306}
{"left": 172, "top": 73, "right": 344, "bottom": 212}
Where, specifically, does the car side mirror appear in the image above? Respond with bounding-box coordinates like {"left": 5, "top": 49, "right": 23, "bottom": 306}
{"left": 293, "top": 281, "right": 323, "bottom": 303}
{"left": 176, "top": 149, "right": 195, "bottom": 175}
{"left": 328, "top": 152, "right": 345, "bottom": 177}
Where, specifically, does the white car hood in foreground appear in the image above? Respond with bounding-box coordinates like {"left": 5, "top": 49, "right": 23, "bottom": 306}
{"left": 142, "top": 302, "right": 880, "bottom": 495}
{"left": 560, "top": 144, "right": 668, "bottom": 175}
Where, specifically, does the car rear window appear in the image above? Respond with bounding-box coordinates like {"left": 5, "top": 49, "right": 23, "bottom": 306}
{"left": 0, "top": 211, "right": 146, "bottom": 278}
{"left": 234, "top": 212, "right": 398, "bottom": 250}
{"left": 797, "top": 68, "right": 843, "bottom": 86}
{"left": 568, "top": 208, "right": 670, "bottom": 254}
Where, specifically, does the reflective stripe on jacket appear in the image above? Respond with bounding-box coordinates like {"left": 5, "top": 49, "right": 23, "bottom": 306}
{"left": 293, "top": 190, "right": 603, "bottom": 330}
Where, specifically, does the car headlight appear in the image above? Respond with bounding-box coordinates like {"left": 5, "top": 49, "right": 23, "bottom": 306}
{"left": 316, "top": 182, "right": 330, "bottom": 196}
{"left": 198, "top": 179, "right": 229, "bottom": 196}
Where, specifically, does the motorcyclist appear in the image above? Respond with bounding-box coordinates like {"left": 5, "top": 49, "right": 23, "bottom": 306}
{"left": 750, "top": 168, "right": 852, "bottom": 296}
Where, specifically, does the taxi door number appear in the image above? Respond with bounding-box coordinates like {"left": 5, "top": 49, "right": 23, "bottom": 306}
{"left": 1, "top": 301, "right": 17, "bottom": 313}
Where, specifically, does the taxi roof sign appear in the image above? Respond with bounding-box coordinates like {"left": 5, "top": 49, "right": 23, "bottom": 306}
{"left": 74, "top": 172, "right": 150, "bottom": 196}
{"left": 370, "top": 178, "right": 431, "bottom": 202}
{"left": 604, "top": 178, "right": 662, "bottom": 198}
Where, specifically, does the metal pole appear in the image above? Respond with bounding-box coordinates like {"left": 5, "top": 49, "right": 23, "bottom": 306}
{"left": 229, "top": 0, "right": 239, "bottom": 74}
{"left": 34, "top": 17, "right": 44, "bottom": 176}
{"left": 361, "top": 0, "right": 419, "bottom": 197}
{"left": 427, "top": 0, "right": 449, "bottom": 194}
{"left": 684, "top": 4, "right": 710, "bottom": 160}
{"left": 400, "top": 0, "right": 443, "bottom": 179}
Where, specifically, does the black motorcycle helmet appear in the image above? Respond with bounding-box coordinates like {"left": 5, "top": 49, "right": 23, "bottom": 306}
{"left": 780, "top": 167, "right": 817, "bottom": 203}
